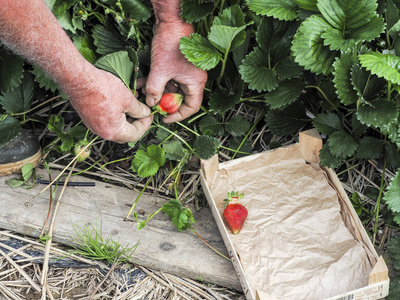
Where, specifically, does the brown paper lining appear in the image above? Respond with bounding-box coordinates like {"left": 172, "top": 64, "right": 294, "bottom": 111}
{"left": 209, "top": 144, "right": 373, "bottom": 300}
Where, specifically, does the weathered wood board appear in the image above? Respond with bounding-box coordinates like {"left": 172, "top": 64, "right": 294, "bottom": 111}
{"left": 0, "top": 168, "right": 241, "bottom": 291}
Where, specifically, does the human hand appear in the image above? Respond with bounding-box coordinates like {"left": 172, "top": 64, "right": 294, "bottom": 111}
{"left": 65, "top": 66, "right": 153, "bottom": 143}
{"left": 144, "top": 21, "right": 207, "bottom": 123}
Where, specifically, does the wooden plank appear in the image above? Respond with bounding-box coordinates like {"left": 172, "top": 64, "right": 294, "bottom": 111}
{"left": 0, "top": 168, "right": 241, "bottom": 291}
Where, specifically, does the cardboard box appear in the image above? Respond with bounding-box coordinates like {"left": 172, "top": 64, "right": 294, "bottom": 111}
{"left": 200, "top": 129, "right": 389, "bottom": 300}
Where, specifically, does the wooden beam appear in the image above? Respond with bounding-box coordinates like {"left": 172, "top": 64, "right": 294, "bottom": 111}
{"left": 0, "top": 168, "right": 241, "bottom": 291}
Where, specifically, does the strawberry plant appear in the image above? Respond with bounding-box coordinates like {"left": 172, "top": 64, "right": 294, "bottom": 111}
{"left": 1, "top": 1, "right": 400, "bottom": 292}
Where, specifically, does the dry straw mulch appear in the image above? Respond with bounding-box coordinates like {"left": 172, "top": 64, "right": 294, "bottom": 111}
{"left": 0, "top": 230, "right": 245, "bottom": 300}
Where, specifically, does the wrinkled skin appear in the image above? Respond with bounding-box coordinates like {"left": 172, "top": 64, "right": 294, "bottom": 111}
{"left": 65, "top": 65, "right": 153, "bottom": 143}
{"left": 144, "top": 21, "right": 208, "bottom": 123}
{"left": 0, "top": 0, "right": 206, "bottom": 143}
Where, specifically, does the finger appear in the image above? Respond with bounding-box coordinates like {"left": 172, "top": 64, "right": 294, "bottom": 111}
{"left": 165, "top": 81, "right": 180, "bottom": 93}
{"left": 125, "top": 97, "right": 152, "bottom": 119}
{"left": 136, "top": 77, "right": 147, "bottom": 90}
{"left": 114, "top": 116, "right": 153, "bottom": 143}
{"left": 163, "top": 87, "right": 203, "bottom": 123}
{"left": 145, "top": 71, "right": 170, "bottom": 107}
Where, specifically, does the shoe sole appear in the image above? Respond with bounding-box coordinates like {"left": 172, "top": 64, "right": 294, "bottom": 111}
{"left": 0, "top": 148, "right": 42, "bottom": 176}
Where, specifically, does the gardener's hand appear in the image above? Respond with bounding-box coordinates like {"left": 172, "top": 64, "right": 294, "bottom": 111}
{"left": 145, "top": 1, "right": 207, "bottom": 123}
{"left": 0, "top": 0, "right": 153, "bottom": 144}
{"left": 66, "top": 66, "right": 153, "bottom": 143}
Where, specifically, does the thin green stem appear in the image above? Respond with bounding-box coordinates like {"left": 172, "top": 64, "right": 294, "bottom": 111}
{"left": 139, "top": 207, "right": 163, "bottom": 227}
{"left": 216, "top": 50, "right": 229, "bottom": 90}
{"left": 231, "top": 112, "right": 265, "bottom": 159}
{"left": 154, "top": 123, "right": 196, "bottom": 154}
{"left": 11, "top": 95, "right": 62, "bottom": 117}
{"left": 373, "top": 160, "right": 387, "bottom": 244}
{"left": 306, "top": 85, "right": 339, "bottom": 112}
{"left": 176, "top": 121, "right": 199, "bottom": 136}
{"left": 125, "top": 175, "right": 154, "bottom": 220}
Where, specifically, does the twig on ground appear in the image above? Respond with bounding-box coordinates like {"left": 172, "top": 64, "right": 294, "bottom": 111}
{"left": 41, "top": 160, "right": 77, "bottom": 300}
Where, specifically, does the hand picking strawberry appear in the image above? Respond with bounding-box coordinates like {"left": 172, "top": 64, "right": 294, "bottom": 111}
{"left": 152, "top": 93, "right": 183, "bottom": 116}
{"left": 223, "top": 191, "right": 248, "bottom": 235}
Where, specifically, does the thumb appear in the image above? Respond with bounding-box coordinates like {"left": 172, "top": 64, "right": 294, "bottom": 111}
{"left": 145, "top": 71, "right": 169, "bottom": 107}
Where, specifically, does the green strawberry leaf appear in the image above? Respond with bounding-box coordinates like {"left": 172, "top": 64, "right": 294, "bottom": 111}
{"left": 52, "top": 0, "right": 75, "bottom": 18}
{"left": 214, "top": 4, "right": 245, "bottom": 28}
{"left": 351, "top": 63, "right": 386, "bottom": 103}
{"left": 163, "top": 139, "right": 186, "bottom": 161}
{"left": 0, "top": 73, "right": 35, "bottom": 114}
{"left": 208, "top": 24, "right": 249, "bottom": 53}
{"left": 275, "top": 57, "right": 303, "bottom": 79}
{"left": 356, "top": 100, "right": 400, "bottom": 128}
{"left": 229, "top": 137, "right": 252, "bottom": 158}
{"left": 179, "top": 34, "right": 222, "bottom": 71}
{"left": 317, "top": 0, "right": 379, "bottom": 31}
{"left": 224, "top": 115, "right": 250, "bottom": 137}
{"left": 321, "top": 15, "right": 384, "bottom": 52}
{"left": 95, "top": 50, "right": 133, "bottom": 88}
{"left": 119, "top": 0, "right": 152, "bottom": 22}
{"left": 291, "top": 15, "right": 338, "bottom": 75}
{"left": 333, "top": 50, "right": 359, "bottom": 105}
{"left": 73, "top": 35, "right": 97, "bottom": 64}
{"left": 246, "top": 0, "right": 298, "bottom": 21}
{"left": 208, "top": 79, "right": 244, "bottom": 113}
{"left": 239, "top": 47, "right": 278, "bottom": 92}
{"left": 384, "top": 170, "right": 400, "bottom": 224}
{"left": 21, "top": 163, "right": 34, "bottom": 182}
{"left": 385, "top": 143, "right": 400, "bottom": 170}
{"left": 265, "top": 102, "right": 310, "bottom": 136}
{"left": 256, "top": 17, "right": 273, "bottom": 51}
{"left": 359, "top": 52, "right": 400, "bottom": 85}
{"left": 356, "top": 136, "right": 383, "bottom": 159}
{"left": 312, "top": 112, "right": 342, "bottom": 135}
{"left": 32, "top": 65, "right": 61, "bottom": 94}
{"left": 319, "top": 143, "right": 344, "bottom": 169}
{"left": 293, "top": 0, "right": 318, "bottom": 11}
{"left": 387, "top": 0, "right": 400, "bottom": 32}
{"left": 388, "top": 237, "right": 400, "bottom": 270}
{"left": 327, "top": 130, "right": 358, "bottom": 158}
{"left": 264, "top": 79, "right": 306, "bottom": 109}
{"left": 389, "top": 20, "right": 400, "bottom": 40}
{"left": 162, "top": 199, "right": 195, "bottom": 232}
{"left": 0, "top": 115, "right": 21, "bottom": 147}
{"left": 0, "top": 48, "right": 24, "bottom": 93}
{"left": 131, "top": 144, "right": 165, "bottom": 178}
{"left": 155, "top": 126, "right": 171, "bottom": 141}
{"left": 194, "top": 135, "right": 220, "bottom": 159}
{"left": 92, "top": 25, "right": 128, "bottom": 55}
{"left": 181, "top": 0, "right": 215, "bottom": 23}
{"left": 198, "top": 115, "right": 225, "bottom": 136}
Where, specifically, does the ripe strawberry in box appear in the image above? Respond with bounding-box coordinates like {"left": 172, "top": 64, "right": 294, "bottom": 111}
{"left": 223, "top": 191, "right": 248, "bottom": 234}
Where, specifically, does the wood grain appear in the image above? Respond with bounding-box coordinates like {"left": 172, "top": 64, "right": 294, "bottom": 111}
{"left": 0, "top": 168, "right": 241, "bottom": 291}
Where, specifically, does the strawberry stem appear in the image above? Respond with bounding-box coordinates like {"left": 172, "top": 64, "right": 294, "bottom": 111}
{"left": 190, "top": 227, "right": 231, "bottom": 262}
{"left": 125, "top": 174, "right": 154, "bottom": 220}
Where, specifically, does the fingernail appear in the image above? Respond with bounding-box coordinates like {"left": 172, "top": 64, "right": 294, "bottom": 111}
{"left": 144, "top": 106, "right": 151, "bottom": 116}
{"left": 147, "top": 97, "right": 155, "bottom": 106}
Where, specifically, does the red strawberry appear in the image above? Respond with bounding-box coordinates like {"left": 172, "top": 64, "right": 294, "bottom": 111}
{"left": 223, "top": 191, "right": 248, "bottom": 235}
{"left": 153, "top": 93, "right": 183, "bottom": 116}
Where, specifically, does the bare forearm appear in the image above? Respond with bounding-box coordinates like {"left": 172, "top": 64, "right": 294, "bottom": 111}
{"left": 0, "top": 0, "right": 93, "bottom": 93}
{"left": 150, "top": 0, "right": 184, "bottom": 24}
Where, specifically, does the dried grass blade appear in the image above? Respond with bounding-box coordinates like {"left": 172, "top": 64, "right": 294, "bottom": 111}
{"left": 0, "top": 248, "right": 41, "bottom": 292}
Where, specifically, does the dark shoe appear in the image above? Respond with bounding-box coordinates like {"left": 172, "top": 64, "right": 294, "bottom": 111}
{"left": 0, "top": 130, "right": 42, "bottom": 176}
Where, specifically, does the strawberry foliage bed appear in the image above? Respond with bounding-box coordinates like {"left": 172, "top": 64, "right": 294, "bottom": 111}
{"left": 1, "top": 0, "right": 400, "bottom": 297}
